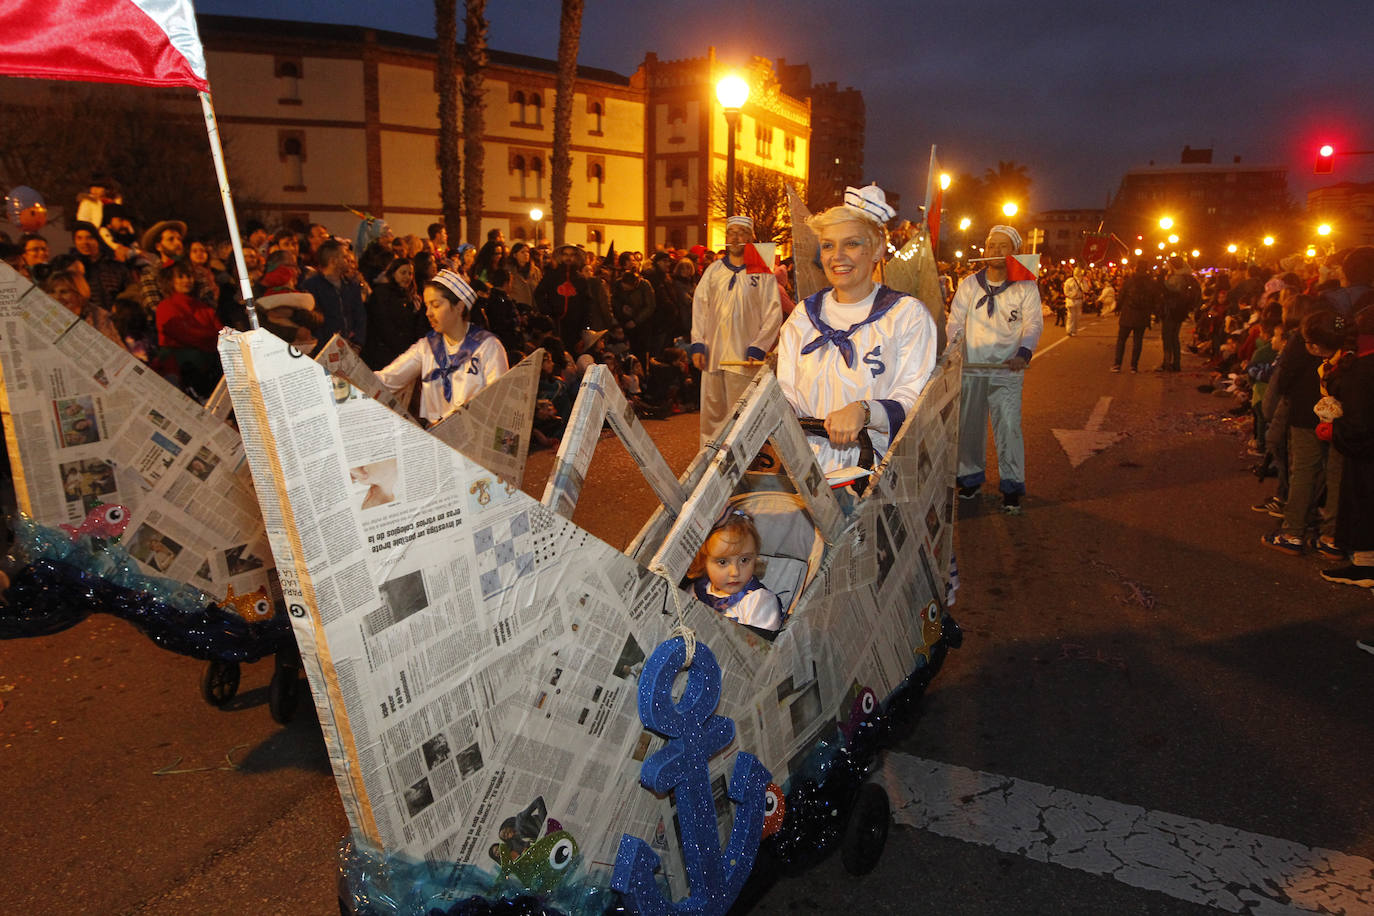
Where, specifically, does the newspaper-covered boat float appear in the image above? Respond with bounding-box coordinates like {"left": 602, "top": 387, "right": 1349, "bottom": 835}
{"left": 217, "top": 267, "right": 964, "bottom": 914}
{"left": 0, "top": 261, "right": 543, "bottom": 723}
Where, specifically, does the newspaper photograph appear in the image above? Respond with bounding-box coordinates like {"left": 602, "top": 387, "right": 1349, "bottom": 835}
{"left": 219, "top": 325, "right": 965, "bottom": 902}
{"left": 0, "top": 263, "right": 273, "bottom": 602}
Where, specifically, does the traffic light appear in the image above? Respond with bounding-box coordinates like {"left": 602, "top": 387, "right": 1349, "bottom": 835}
{"left": 1315, "top": 144, "right": 1335, "bottom": 174}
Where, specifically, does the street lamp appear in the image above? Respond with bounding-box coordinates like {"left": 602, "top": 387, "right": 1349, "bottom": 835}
{"left": 1167, "top": 233, "right": 1179, "bottom": 245}
{"left": 1317, "top": 223, "right": 1332, "bottom": 236}
{"left": 958, "top": 217, "right": 971, "bottom": 231}
{"left": 716, "top": 75, "right": 750, "bottom": 219}
{"left": 1263, "top": 235, "right": 1275, "bottom": 247}
{"left": 1306, "top": 246, "right": 1317, "bottom": 257}
{"left": 1158, "top": 216, "right": 1174, "bottom": 230}
{"left": 939, "top": 173, "right": 951, "bottom": 191}
{"left": 529, "top": 207, "right": 543, "bottom": 244}
{"left": 1001, "top": 201, "right": 1018, "bottom": 218}
{"left": 1191, "top": 249, "right": 1200, "bottom": 259}
{"left": 1133, "top": 248, "right": 1143, "bottom": 256}
{"left": 954, "top": 249, "right": 964, "bottom": 259}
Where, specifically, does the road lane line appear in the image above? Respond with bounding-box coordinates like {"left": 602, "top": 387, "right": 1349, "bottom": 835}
{"left": 1030, "top": 316, "right": 1105, "bottom": 361}
{"left": 881, "top": 753, "right": 1374, "bottom": 914}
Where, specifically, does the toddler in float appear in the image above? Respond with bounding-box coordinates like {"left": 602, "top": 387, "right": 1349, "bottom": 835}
{"left": 688, "top": 510, "right": 782, "bottom": 635}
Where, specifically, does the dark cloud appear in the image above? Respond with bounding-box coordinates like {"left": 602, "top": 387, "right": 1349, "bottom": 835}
{"left": 200, "top": 0, "right": 1374, "bottom": 213}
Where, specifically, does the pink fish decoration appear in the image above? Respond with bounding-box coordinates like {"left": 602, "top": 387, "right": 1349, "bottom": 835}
{"left": 59, "top": 503, "right": 130, "bottom": 541}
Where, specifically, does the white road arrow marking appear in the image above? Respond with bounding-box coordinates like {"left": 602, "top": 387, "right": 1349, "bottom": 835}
{"left": 1052, "top": 396, "right": 1123, "bottom": 467}
{"left": 882, "top": 753, "right": 1374, "bottom": 914}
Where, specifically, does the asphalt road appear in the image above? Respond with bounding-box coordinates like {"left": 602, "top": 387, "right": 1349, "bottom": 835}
{"left": 3, "top": 314, "right": 1370, "bottom": 915}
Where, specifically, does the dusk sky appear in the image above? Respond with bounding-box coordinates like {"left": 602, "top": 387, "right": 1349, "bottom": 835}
{"left": 198, "top": 0, "right": 1374, "bottom": 217}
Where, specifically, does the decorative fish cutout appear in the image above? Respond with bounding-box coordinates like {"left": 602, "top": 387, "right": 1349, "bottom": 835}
{"left": 222, "top": 584, "right": 273, "bottom": 623}
{"left": 839, "top": 686, "right": 878, "bottom": 743}
{"left": 59, "top": 503, "right": 130, "bottom": 541}
{"left": 503, "top": 829, "right": 579, "bottom": 895}
{"left": 915, "top": 601, "right": 943, "bottom": 663}
{"left": 761, "top": 783, "right": 786, "bottom": 838}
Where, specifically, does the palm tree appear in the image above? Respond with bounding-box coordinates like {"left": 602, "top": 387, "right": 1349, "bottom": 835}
{"left": 435, "top": 0, "right": 462, "bottom": 237}
{"left": 460, "top": 0, "right": 488, "bottom": 247}
{"left": 981, "top": 160, "right": 1032, "bottom": 220}
{"left": 550, "top": 0, "right": 584, "bottom": 248}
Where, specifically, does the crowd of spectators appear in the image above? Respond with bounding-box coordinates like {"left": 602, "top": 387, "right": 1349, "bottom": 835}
{"left": 0, "top": 179, "right": 769, "bottom": 446}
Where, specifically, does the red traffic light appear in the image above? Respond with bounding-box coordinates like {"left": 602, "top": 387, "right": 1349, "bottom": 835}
{"left": 1315, "top": 144, "right": 1335, "bottom": 174}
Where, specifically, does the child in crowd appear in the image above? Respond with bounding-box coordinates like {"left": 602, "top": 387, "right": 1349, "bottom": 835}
{"left": 687, "top": 510, "right": 782, "bottom": 636}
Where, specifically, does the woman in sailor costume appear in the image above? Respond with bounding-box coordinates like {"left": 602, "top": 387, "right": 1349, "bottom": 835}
{"left": 377, "top": 269, "right": 509, "bottom": 424}
{"left": 777, "top": 185, "right": 938, "bottom": 475}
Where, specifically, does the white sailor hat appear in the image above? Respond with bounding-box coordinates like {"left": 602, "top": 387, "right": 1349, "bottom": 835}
{"left": 726, "top": 215, "right": 755, "bottom": 232}
{"left": 987, "top": 225, "right": 1023, "bottom": 250}
{"left": 430, "top": 269, "right": 476, "bottom": 307}
{"left": 843, "top": 184, "right": 896, "bottom": 225}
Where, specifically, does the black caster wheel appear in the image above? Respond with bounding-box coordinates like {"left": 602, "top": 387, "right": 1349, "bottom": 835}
{"left": 201, "top": 660, "right": 240, "bottom": 707}
{"left": 269, "top": 653, "right": 302, "bottom": 724}
{"left": 840, "top": 782, "right": 890, "bottom": 876}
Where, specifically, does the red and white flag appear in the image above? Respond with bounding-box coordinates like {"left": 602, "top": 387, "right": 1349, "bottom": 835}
{"left": 1006, "top": 253, "right": 1040, "bottom": 281}
{"left": 741, "top": 242, "right": 777, "bottom": 274}
{"left": 0, "top": 0, "right": 209, "bottom": 91}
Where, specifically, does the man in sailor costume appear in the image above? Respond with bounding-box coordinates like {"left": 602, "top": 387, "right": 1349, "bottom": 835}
{"left": 377, "top": 269, "right": 509, "bottom": 424}
{"left": 777, "top": 185, "right": 938, "bottom": 476}
{"left": 690, "top": 214, "right": 784, "bottom": 445}
{"left": 945, "top": 225, "right": 1043, "bottom": 512}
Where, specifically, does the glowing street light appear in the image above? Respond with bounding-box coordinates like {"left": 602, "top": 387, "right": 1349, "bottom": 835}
{"left": 1133, "top": 248, "right": 1143, "bottom": 256}
{"left": 1157, "top": 241, "right": 1166, "bottom": 250}
{"left": 1226, "top": 244, "right": 1238, "bottom": 253}
{"left": 1317, "top": 223, "right": 1332, "bottom": 236}
{"left": 958, "top": 217, "right": 971, "bottom": 231}
{"left": 954, "top": 249, "right": 964, "bottom": 259}
{"left": 715, "top": 75, "right": 750, "bottom": 218}
{"left": 1001, "top": 201, "right": 1018, "bottom": 217}
{"left": 529, "top": 207, "right": 543, "bottom": 242}
{"left": 1158, "top": 216, "right": 1174, "bottom": 230}
{"left": 939, "top": 173, "right": 951, "bottom": 190}
{"left": 1263, "top": 235, "right": 1275, "bottom": 247}
{"left": 1191, "top": 249, "right": 1200, "bottom": 258}
{"left": 1167, "top": 233, "right": 1179, "bottom": 244}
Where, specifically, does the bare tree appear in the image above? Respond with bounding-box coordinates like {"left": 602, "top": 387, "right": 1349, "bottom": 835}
{"left": 435, "top": 0, "right": 462, "bottom": 238}
{"left": 550, "top": 0, "right": 584, "bottom": 248}
{"left": 707, "top": 166, "right": 803, "bottom": 247}
{"left": 460, "top": 0, "right": 488, "bottom": 246}
{"left": 0, "top": 85, "right": 255, "bottom": 236}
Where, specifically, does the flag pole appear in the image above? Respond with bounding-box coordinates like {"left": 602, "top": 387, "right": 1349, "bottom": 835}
{"left": 198, "top": 90, "right": 259, "bottom": 331}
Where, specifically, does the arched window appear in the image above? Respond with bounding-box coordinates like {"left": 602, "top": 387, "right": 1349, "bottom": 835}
{"left": 590, "top": 101, "right": 603, "bottom": 134}
{"left": 279, "top": 132, "right": 306, "bottom": 190}
{"left": 512, "top": 90, "right": 526, "bottom": 124}
{"left": 589, "top": 163, "right": 604, "bottom": 206}
{"left": 528, "top": 93, "right": 543, "bottom": 126}
{"left": 530, "top": 156, "right": 544, "bottom": 198}
{"left": 668, "top": 166, "right": 686, "bottom": 212}
{"left": 512, "top": 155, "right": 527, "bottom": 198}
{"left": 274, "top": 57, "right": 302, "bottom": 103}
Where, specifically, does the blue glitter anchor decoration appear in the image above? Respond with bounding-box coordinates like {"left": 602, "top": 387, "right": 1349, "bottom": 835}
{"left": 611, "top": 636, "right": 770, "bottom": 915}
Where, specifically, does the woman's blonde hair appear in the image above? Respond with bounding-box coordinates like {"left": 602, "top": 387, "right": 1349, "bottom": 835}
{"left": 807, "top": 205, "right": 887, "bottom": 253}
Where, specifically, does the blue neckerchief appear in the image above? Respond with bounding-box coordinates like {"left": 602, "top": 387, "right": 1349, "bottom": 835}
{"left": 975, "top": 269, "right": 1010, "bottom": 316}
{"left": 798, "top": 285, "right": 905, "bottom": 368}
{"left": 694, "top": 575, "right": 767, "bottom": 613}
{"left": 720, "top": 256, "right": 747, "bottom": 291}
{"left": 423, "top": 325, "right": 490, "bottom": 401}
